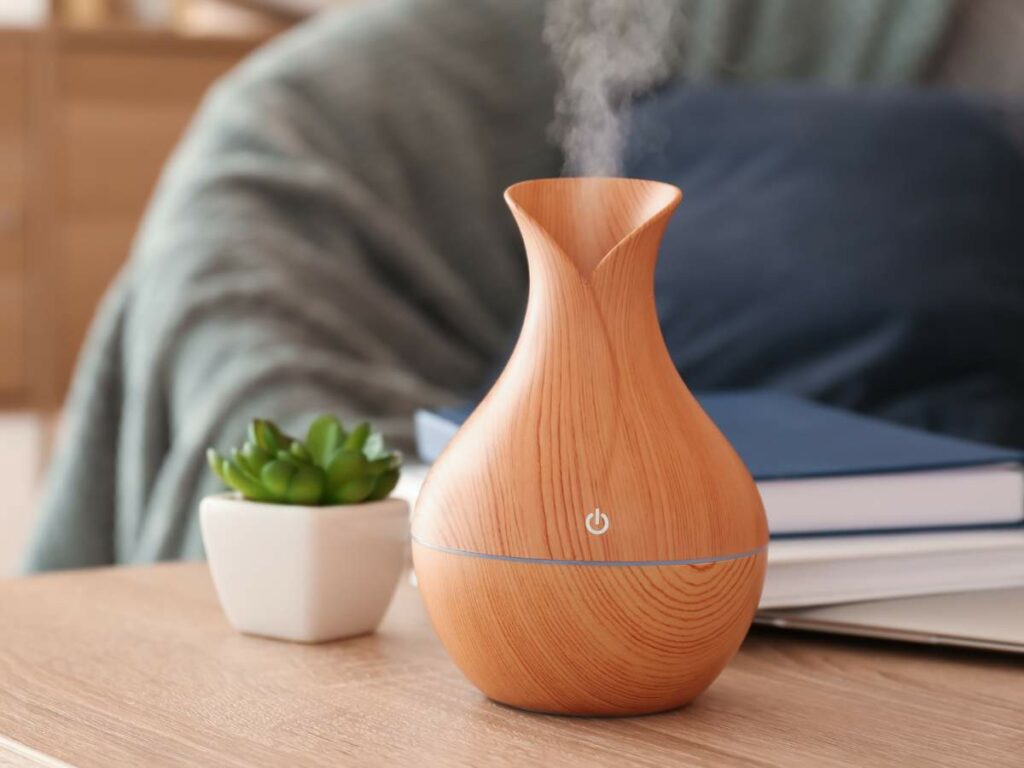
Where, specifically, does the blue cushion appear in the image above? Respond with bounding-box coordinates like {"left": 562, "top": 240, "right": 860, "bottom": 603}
{"left": 624, "top": 87, "right": 1024, "bottom": 448}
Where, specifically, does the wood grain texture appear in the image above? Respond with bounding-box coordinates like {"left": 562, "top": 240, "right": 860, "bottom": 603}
{"left": 0, "top": 39, "right": 28, "bottom": 397}
{"left": 0, "top": 564, "right": 1021, "bottom": 767}
{"left": 0, "top": 735, "right": 73, "bottom": 768}
{"left": 413, "top": 178, "right": 768, "bottom": 563}
{"left": 412, "top": 178, "right": 769, "bottom": 714}
{"left": 413, "top": 544, "right": 766, "bottom": 715}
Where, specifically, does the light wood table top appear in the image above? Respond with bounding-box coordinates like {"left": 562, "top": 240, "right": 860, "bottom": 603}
{"left": 0, "top": 563, "right": 1020, "bottom": 767}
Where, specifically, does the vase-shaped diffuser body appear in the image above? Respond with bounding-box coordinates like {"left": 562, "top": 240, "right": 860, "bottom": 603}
{"left": 412, "top": 178, "right": 768, "bottom": 716}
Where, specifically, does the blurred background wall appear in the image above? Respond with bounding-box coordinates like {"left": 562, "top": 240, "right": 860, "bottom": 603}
{"left": 3, "top": 0, "right": 1022, "bottom": 574}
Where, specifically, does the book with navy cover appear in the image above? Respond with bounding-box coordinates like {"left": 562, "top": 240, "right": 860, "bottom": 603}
{"left": 415, "top": 391, "right": 1024, "bottom": 537}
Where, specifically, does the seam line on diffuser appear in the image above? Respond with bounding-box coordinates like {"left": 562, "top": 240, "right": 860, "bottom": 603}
{"left": 410, "top": 536, "right": 767, "bottom": 567}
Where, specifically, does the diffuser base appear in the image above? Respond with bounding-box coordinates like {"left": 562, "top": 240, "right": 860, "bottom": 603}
{"left": 412, "top": 543, "right": 766, "bottom": 717}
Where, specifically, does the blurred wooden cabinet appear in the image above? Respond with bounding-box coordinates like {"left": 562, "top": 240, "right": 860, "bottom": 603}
{"left": 50, "top": 30, "right": 272, "bottom": 405}
{"left": 0, "top": 36, "right": 30, "bottom": 400}
{"left": 1, "top": 15, "right": 282, "bottom": 409}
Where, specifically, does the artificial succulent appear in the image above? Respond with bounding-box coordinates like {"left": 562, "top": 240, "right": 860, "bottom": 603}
{"left": 207, "top": 415, "right": 401, "bottom": 505}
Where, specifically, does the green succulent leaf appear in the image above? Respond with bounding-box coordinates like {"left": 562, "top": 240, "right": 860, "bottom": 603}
{"left": 289, "top": 441, "right": 312, "bottom": 463}
{"left": 207, "top": 448, "right": 228, "bottom": 485}
{"left": 224, "top": 458, "right": 272, "bottom": 501}
{"left": 365, "top": 456, "right": 392, "bottom": 475}
{"left": 210, "top": 414, "right": 401, "bottom": 506}
{"left": 260, "top": 459, "right": 296, "bottom": 501}
{"left": 332, "top": 475, "right": 375, "bottom": 504}
{"left": 306, "top": 415, "right": 344, "bottom": 468}
{"left": 241, "top": 441, "right": 272, "bottom": 473}
{"left": 287, "top": 464, "right": 326, "bottom": 505}
{"left": 275, "top": 449, "right": 300, "bottom": 465}
{"left": 343, "top": 422, "right": 371, "bottom": 452}
{"left": 231, "top": 448, "right": 255, "bottom": 477}
{"left": 326, "top": 449, "right": 368, "bottom": 490}
{"left": 367, "top": 468, "right": 400, "bottom": 501}
{"left": 249, "top": 419, "right": 284, "bottom": 454}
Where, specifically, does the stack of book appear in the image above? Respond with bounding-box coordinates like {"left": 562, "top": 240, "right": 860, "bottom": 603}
{"left": 413, "top": 391, "right": 1024, "bottom": 611}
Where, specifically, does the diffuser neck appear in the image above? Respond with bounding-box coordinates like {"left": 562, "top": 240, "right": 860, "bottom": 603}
{"left": 504, "top": 177, "right": 682, "bottom": 283}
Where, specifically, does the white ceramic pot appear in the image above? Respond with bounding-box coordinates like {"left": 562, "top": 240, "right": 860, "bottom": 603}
{"left": 200, "top": 493, "right": 409, "bottom": 643}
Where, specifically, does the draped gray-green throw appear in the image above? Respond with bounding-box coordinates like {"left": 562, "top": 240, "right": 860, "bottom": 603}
{"left": 23, "top": 0, "right": 955, "bottom": 571}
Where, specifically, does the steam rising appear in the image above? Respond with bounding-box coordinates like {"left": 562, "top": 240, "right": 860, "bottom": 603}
{"left": 544, "top": 0, "right": 681, "bottom": 177}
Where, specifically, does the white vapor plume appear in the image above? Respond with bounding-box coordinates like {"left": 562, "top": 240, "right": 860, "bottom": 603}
{"left": 544, "top": 0, "right": 682, "bottom": 177}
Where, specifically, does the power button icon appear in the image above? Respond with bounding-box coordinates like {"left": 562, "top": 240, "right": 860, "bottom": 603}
{"left": 585, "top": 508, "right": 610, "bottom": 536}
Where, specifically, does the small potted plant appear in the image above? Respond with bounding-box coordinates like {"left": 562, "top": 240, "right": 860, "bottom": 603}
{"left": 201, "top": 414, "right": 407, "bottom": 643}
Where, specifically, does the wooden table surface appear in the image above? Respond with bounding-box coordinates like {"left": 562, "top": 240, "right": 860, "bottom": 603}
{"left": 0, "top": 564, "right": 1020, "bottom": 767}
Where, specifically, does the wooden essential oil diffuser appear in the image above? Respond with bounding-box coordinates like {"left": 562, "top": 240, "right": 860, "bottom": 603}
{"left": 412, "top": 177, "right": 768, "bottom": 716}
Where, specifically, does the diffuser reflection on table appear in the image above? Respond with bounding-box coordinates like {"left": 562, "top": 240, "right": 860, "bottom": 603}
{"left": 412, "top": 178, "right": 768, "bottom": 716}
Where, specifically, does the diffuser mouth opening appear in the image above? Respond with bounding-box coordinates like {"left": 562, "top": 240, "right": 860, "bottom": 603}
{"left": 505, "top": 177, "right": 682, "bottom": 279}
